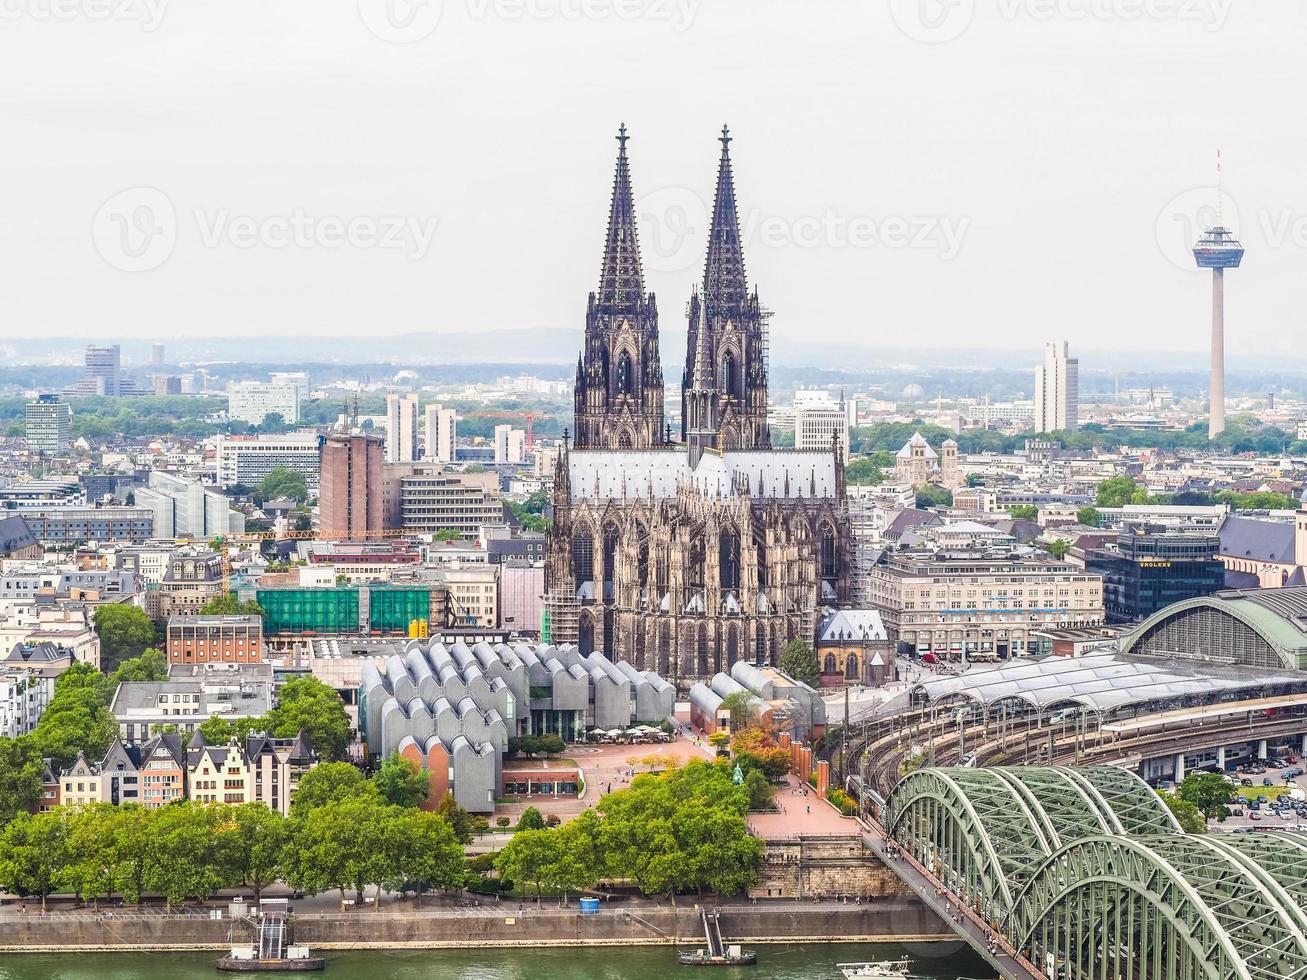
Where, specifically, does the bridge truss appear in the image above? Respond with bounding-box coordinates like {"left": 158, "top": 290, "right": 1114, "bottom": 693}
{"left": 883, "top": 766, "right": 1307, "bottom": 980}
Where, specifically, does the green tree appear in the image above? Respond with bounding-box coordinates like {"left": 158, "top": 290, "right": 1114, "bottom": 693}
{"left": 1160, "top": 792, "right": 1207, "bottom": 834}
{"left": 255, "top": 466, "right": 308, "bottom": 503}
{"left": 32, "top": 668, "right": 117, "bottom": 769}
{"left": 1007, "top": 504, "right": 1039, "bottom": 520}
{"left": 93, "top": 604, "right": 158, "bottom": 671}
{"left": 844, "top": 451, "right": 895, "bottom": 486}
{"left": 389, "top": 807, "right": 465, "bottom": 905}
{"left": 495, "top": 828, "right": 556, "bottom": 901}
{"left": 1076, "top": 506, "right": 1101, "bottom": 528}
{"left": 1046, "top": 539, "right": 1070, "bottom": 559}
{"left": 373, "top": 753, "right": 430, "bottom": 808}
{"left": 0, "top": 737, "right": 45, "bottom": 829}
{"left": 218, "top": 803, "right": 289, "bottom": 902}
{"left": 515, "top": 805, "right": 546, "bottom": 832}
{"left": 914, "top": 485, "right": 953, "bottom": 509}
{"left": 436, "top": 790, "right": 478, "bottom": 844}
{"left": 265, "top": 677, "right": 351, "bottom": 760}
{"left": 1095, "top": 476, "right": 1138, "bottom": 509}
{"left": 0, "top": 810, "right": 69, "bottom": 910}
{"left": 964, "top": 473, "right": 985, "bottom": 487}
{"left": 146, "top": 803, "right": 226, "bottom": 909}
{"left": 284, "top": 796, "right": 382, "bottom": 909}
{"left": 258, "top": 412, "right": 290, "bottom": 435}
{"left": 107, "top": 648, "right": 168, "bottom": 690}
{"left": 63, "top": 803, "right": 124, "bottom": 905}
{"left": 719, "top": 691, "right": 760, "bottom": 729}
{"left": 1176, "top": 772, "right": 1235, "bottom": 820}
{"left": 536, "top": 733, "right": 565, "bottom": 757}
{"left": 290, "top": 761, "right": 377, "bottom": 817}
{"left": 778, "top": 639, "right": 820, "bottom": 687}
{"left": 744, "top": 769, "right": 773, "bottom": 810}
{"left": 198, "top": 594, "right": 266, "bottom": 618}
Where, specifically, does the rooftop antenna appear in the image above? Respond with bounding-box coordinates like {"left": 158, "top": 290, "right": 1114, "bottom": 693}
{"left": 1216, "top": 148, "right": 1224, "bottom": 227}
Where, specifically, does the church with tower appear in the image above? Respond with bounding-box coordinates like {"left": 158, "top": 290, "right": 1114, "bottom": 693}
{"left": 546, "top": 125, "right": 851, "bottom": 687}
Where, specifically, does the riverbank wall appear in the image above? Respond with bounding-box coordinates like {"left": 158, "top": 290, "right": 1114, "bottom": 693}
{"left": 0, "top": 899, "right": 955, "bottom": 952}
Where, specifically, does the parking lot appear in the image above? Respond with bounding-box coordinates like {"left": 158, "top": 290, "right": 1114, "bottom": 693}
{"left": 1206, "top": 757, "right": 1307, "bottom": 833}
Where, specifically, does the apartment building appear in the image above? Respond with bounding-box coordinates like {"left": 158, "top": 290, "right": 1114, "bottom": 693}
{"left": 868, "top": 549, "right": 1104, "bottom": 660}
{"left": 443, "top": 563, "right": 499, "bottom": 629}
{"left": 386, "top": 393, "right": 420, "bottom": 463}
{"left": 215, "top": 434, "right": 322, "bottom": 490}
{"left": 134, "top": 471, "right": 244, "bottom": 538}
{"left": 0, "top": 668, "right": 55, "bottom": 738}
{"left": 110, "top": 664, "right": 275, "bottom": 742}
{"left": 166, "top": 615, "right": 264, "bottom": 665}
{"left": 389, "top": 464, "right": 504, "bottom": 539}
{"left": 227, "top": 381, "right": 301, "bottom": 426}
{"left": 186, "top": 732, "right": 315, "bottom": 814}
{"left": 25, "top": 394, "right": 71, "bottom": 454}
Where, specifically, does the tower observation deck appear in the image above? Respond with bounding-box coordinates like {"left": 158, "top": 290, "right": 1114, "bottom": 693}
{"left": 1193, "top": 225, "right": 1244, "bottom": 440}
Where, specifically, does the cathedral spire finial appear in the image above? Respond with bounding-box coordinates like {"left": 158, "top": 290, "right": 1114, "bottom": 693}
{"left": 703, "top": 124, "right": 747, "bottom": 321}
{"left": 596, "top": 124, "right": 644, "bottom": 313}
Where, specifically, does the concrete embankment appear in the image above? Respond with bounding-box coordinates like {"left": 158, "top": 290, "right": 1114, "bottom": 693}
{"left": 0, "top": 899, "right": 954, "bottom": 952}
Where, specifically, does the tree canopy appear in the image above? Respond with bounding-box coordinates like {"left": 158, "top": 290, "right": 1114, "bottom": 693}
{"left": 779, "top": 639, "right": 820, "bottom": 687}
{"left": 255, "top": 466, "right": 308, "bottom": 503}
{"left": 373, "top": 753, "right": 430, "bottom": 808}
{"left": 93, "top": 604, "right": 158, "bottom": 671}
{"left": 198, "top": 595, "right": 266, "bottom": 618}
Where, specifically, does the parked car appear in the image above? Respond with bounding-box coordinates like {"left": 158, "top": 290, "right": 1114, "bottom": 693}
{"left": 1249, "top": 812, "right": 1262, "bottom": 821}
{"left": 1264, "top": 777, "right": 1276, "bottom": 786}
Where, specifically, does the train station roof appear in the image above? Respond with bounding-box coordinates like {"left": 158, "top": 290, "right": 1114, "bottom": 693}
{"left": 910, "top": 650, "right": 1307, "bottom": 714}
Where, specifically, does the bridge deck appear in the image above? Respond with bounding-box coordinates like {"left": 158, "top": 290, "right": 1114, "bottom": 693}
{"left": 859, "top": 820, "right": 1045, "bottom": 980}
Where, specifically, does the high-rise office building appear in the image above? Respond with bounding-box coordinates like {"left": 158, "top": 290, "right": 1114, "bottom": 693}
{"left": 793, "top": 394, "right": 850, "bottom": 463}
{"left": 386, "top": 394, "right": 419, "bottom": 463}
{"left": 151, "top": 344, "right": 165, "bottom": 369}
{"left": 494, "top": 425, "right": 525, "bottom": 464}
{"left": 65, "top": 345, "right": 142, "bottom": 397}
{"left": 24, "top": 395, "right": 71, "bottom": 454}
{"left": 318, "top": 434, "right": 384, "bottom": 540}
{"left": 1033, "top": 340, "right": 1078, "bottom": 433}
{"left": 424, "top": 404, "right": 458, "bottom": 463}
{"left": 134, "top": 472, "right": 244, "bottom": 538}
{"left": 227, "top": 382, "right": 301, "bottom": 426}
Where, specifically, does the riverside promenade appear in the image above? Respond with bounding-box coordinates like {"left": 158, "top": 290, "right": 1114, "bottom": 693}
{"left": 0, "top": 898, "right": 952, "bottom": 952}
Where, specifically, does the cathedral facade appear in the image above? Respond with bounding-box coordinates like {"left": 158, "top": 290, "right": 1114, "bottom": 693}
{"left": 546, "top": 126, "right": 850, "bottom": 687}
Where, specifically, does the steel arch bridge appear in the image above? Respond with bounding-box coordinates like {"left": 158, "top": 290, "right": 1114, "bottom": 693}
{"left": 882, "top": 767, "right": 1307, "bottom": 980}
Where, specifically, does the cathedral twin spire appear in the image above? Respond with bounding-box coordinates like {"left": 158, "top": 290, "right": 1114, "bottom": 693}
{"left": 702, "top": 125, "right": 749, "bottom": 324}
{"left": 576, "top": 124, "right": 768, "bottom": 456}
{"left": 596, "top": 124, "right": 644, "bottom": 314}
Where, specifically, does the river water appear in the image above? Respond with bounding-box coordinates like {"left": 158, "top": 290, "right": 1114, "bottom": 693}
{"left": 0, "top": 944, "right": 994, "bottom": 979}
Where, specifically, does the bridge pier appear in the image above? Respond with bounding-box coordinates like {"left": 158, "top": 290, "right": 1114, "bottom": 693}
{"left": 1174, "top": 752, "right": 1186, "bottom": 782}
{"left": 1258, "top": 739, "right": 1269, "bottom": 760}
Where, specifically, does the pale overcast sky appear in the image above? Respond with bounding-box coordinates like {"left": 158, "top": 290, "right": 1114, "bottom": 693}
{"left": 2, "top": 0, "right": 1305, "bottom": 360}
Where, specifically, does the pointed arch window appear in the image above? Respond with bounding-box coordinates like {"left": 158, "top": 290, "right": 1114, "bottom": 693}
{"left": 722, "top": 351, "right": 739, "bottom": 400}
{"left": 719, "top": 527, "right": 740, "bottom": 591}
{"left": 615, "top": 351, "right": 634, "bottom": 396}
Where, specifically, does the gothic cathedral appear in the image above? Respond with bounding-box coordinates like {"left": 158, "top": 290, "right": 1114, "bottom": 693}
{"left": 547, "top": 126, "right": 850, "bottom": 688}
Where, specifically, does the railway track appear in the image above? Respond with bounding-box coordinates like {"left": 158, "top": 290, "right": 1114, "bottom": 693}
{"left": 830, "top": 706, "right": 1307, "bottom": 803}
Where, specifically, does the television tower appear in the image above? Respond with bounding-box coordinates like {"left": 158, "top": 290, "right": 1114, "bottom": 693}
{"left": 1192, "top": 150, "right": 1243, "bottom": 440}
